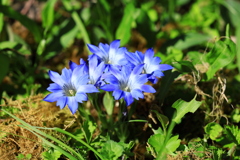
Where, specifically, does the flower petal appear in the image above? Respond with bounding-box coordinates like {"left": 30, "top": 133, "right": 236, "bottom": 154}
{"left": 71, "top": 67, "right": 89, "bottom": 87}
{"left": 131, "top": 64, "right": 144, "bottom": 76}
{"left": 101, "top": 84, "right": 118, "bottom": 91}
{"left": 48, "top": 70, "right": 65, "bottom": 87}
{"left": 77, "top": 85, "right": 99, "bottom": 93}
{"left": 113, "top": 89, "right": 124, "bottom": 100}
{"left": 123, "top": 92, "right": 134, "bottom": 106}
{"left": 88, "top": 44, "right": 106, "bottom": 59}
{"left": 144, "top": 48, "right": 154, "bottom": 64}
{"left": 56, "top": 96, "right": 67, "bottom": 109}
{"left": 47, "top": 83, "right": 62, "bottom": 92}
{"left": 109, "top": 40, "right": 120, "bottom": 56}
{"left": 61, "top": 68, "right": 72, "bottom": 83}
{"left": 43, "top": 91, "right": 64, "bottom": 102}
{"left": 67, "top": 97, "right": 79, "bottom": 114}
{"left": 75, "top": 92, "right": 88, "bottom": 103}
{"left": 140, "top": 85, "right": 156, "bottom": 93}
{"left": 131, "top": 89, "right": 144, "bottom": 100}
{"left": 69, "top": 61, "right": 78, "bottom": 71}
{"left": 159, "top": 64, "right": 174, "bottom": 71}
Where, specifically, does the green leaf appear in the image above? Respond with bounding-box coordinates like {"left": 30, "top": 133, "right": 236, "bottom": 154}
{"left": 172, "top": 96, "right": 202, "bottom": 124}
{"left": 116, "top": 3, "right": 135, "bottom": 45}
{"left": 0, "top": 12, "right": 3, "bottom": 33}
{"left": 42, "top": 0, "right": 57, "bottom": 28}
{"left": 204, "top": 122, "right": 223, "bottom": 140}
{"left": 0, "top": 41, "right": 31, "bottom": 55}
{"left": 151, "top": 110, "right": 169, "bottom": 132}
{"left": 0, "top": 54, "right": 9, "bottom": 83}
{"left": 101, "top": 140, "right": 124, "bottom": 160}
{"left": 221, "top": 0, "right": 240, "bottom": 28}
{"left": 174, "top": 32, "right": 211, "bottom": 50}
{"left": 224, "top": 125, "right": 240, "bottom": 145}
{"left": 172, "top": 60, "right": 198, "bottom": 73}
{"left": 148, "top": 133, "right": 165, "bottom": 154}
{"left": 231, "top": 109, "right": 240, "bottom": 123}
{"left": 0, "top": 0, "right": 9, "bottom": 33}
{"left": 25, "top": 154, "right": 32, "bottom": 159}
{"left": 0, "top": 5, "right": 42, "bottom": 42}
{"left": 43, "top": 18, "right": 78, "bottom": 60}
{"left": 148, "top": 134, "right": 180, "bottom": 156}
{"left": 165, "top": 135, "right": 181, "bottom": 155}
{"left": 42, "top": 149, "right": 62, "bottom": 160}
{"left": 82, "top": 120, "right": 97, "bottom": 144}
{"left": 204, "top": 39, "right": 236, "bottom": 81}
{"left": 103, "top": 92, "right": 114, "bottom": 116}
{"left": 98, "top": 0, "right": 110, "bottom": 13}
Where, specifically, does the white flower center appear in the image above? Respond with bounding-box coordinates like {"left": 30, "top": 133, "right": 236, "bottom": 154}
{"left": 63, "top": 83, "right": 76, "bottom": 97}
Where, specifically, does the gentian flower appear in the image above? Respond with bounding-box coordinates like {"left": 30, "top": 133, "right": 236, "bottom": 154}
{"left": 87, "top": 40, "right": 129, "bottom": 71}
{"left": 43, "top": 66, "right": 99, "bottom": 114}
{"left": 125, "top": 48, "right": 173, "bottom": 83}
{"left": 100, "top": 64, "right": 156, "bottom": 106}
{"left": 69, "top": 55, "right": 105, "bottom": 88}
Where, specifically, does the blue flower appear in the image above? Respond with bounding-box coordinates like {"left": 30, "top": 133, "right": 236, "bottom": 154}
{"left": 43, "top": 66, "right": 99, "bottom": 114}
{"left": 125, "top": 48, "right": 173, "bottom": 83}
{"left": 87, "top": 40, "right": 128, "bottom": 71}
{"left": 69, "top": 55, "right": 105, "bottom": 88}
{"left": 100, "top": 65, "right": 156, "bottom": 106}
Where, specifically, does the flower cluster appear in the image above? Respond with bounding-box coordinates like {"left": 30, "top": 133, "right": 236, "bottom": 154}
{"left": 44, "top": 40, "right": 173, "bottom": 114}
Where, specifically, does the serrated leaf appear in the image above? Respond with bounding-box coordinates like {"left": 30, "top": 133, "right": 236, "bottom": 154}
{"left": 204, "top": 122, "right": 223, "bottom": 140}
{"left": 172, "top": 96, "right": 202, "bottom": 124}
{"left": 224, "top": 125, "right": 240, "bottom": 145}
{"left": 204, "top": 39, "right": 236, "bottom": 81}
{"left": 101, "top": 140, "right": 124, "bottom": 160}
{"left": 82, "top": 120, "right": 97, "bottom": 144}
{"left": 115, "top": 3, "right": 135, "bottom": 45}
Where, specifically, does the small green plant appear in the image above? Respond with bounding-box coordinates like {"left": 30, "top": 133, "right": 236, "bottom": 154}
{"left": 16, "top": 153, "right": 32, "bottom": 160}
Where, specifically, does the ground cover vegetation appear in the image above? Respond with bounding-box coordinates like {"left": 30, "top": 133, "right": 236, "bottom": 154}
{"left": 0, "top": 0, "right": 240, "bottom": 159}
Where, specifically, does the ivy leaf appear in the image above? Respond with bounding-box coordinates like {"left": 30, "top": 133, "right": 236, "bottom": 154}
{"left": 172, "top": 96, "right": 202, "bottom": 124}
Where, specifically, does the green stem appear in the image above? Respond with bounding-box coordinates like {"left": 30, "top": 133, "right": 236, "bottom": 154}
{"left": 156, "top": 112, "right": 176, "bottom": 160}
